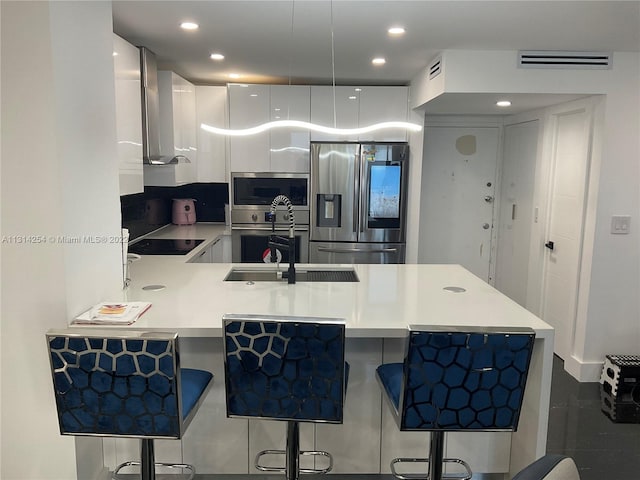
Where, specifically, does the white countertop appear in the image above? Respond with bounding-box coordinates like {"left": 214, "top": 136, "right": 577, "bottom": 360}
{"left": 120, "top": 224, "right": 553, "bottom": 339}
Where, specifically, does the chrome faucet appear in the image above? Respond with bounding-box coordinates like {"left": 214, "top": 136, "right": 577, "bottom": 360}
{"left": 268, "top": 195, "right": 296, "bottom": 284}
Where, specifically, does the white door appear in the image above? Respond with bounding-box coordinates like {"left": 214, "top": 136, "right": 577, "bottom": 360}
{"left": 419, "top": 126, "right": 499, "bottom": 281}
{"left": 494, "top": 120, "right": 539, "bottom": 306}
{"left": 541, "top": 107, "right": 592, "bottom": 361}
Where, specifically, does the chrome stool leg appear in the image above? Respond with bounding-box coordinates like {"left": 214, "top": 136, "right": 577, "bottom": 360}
{"left": 286, "top": 421, "right": 301, "bottom": 480}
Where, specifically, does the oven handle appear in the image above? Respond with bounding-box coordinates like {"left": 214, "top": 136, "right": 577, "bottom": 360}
{"left": 231, "top": 225, "right": 309, "bottom": 232}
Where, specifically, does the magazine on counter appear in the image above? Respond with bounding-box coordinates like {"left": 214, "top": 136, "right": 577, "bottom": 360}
{"left": 72, "top": 302, "right": 152, "bottom": 325}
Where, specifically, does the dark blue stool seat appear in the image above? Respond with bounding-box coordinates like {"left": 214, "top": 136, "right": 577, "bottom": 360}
{"left": 376, "top": 325, "right": 535, "bottom": 480}
{"left": 223, "top": 314, "right": 348, "bottom": 480}
{"left": 46, "top": 328, "right": 213, "bottom": 480}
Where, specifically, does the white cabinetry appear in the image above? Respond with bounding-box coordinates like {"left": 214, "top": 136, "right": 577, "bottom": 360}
{"left": 228, "top": 84, "right": 270, "bottom": 172}
{"left": 196, "top": 86, "right": 228, "bottom": 182}
{"left": 229, "top": 84, "right": 310, "bottom": 173}
{"left": 189, "top": 235, "right": 231, "bottom": 263}
{"left": 310, "top": 86, "right": 360, "bottom": 141}
{"left": 113, "top": 34, "right": 143, "bottom": 195}
{"left": 310, "top": 85, "right": 409, "bottom": 142}
{"left": 270, "top": 85, "right": 310, "bottom": 172}
{"left": 144, "top": 71, "right": 196, "bottom": 186}
{"left": 229, "top": 84, "right": 408, "bottom": 172}
{"left": 358, "top": 86, "right": 409, "bottom": 141}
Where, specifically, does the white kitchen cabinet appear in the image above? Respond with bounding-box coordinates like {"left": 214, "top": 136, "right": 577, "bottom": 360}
{"left": 144, "top": 71, "right": 196, "bottom": 186}
{"left": 189, "top": 235, "right": 231, "bottom": 263}
{"left": 196, "top": 86, "right": 228, "bottom": 182}
{"left": 270, "top": 85, "right": 310, "bottom": 172}
{"left": 113, "top": 34, "right": 143, "bottom": 195}
{"left": 310, "top": 86, "right": 360, "bottom": 141}
{"left": 228, "top": 84, "right": 270, "bottom": 172}
{"left": 358, "top": 86, "right": 409, "bottom": 142}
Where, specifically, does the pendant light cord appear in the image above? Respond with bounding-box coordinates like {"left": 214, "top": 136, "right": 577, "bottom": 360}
{"left": 330, "top": 0, "right": 336, "bottom": 128}
{"left": 287, "top": 0, "right": 296, "bottom": 120}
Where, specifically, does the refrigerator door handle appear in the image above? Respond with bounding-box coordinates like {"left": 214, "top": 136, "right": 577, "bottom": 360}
{"left": 317, "top": 247, "right": 399, "bottom": 254}
{"left": 353, "top": 152, "right": 360, "bottom": 234}
{"left": 359, "top": 153, "right": 366, "bottom": 234}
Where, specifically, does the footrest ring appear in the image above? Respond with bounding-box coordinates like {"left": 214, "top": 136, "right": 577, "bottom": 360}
{"left": 113, "top": 461, "right": 195, "bottom": 480}
{"left": 255, "top": 449, "right": 333, "bottom": 474}
{"left": 390, "top": 457, "right": 472, "bottom": 480}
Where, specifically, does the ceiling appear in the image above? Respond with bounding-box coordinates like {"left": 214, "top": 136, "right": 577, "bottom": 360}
{"left": 112, "top": 1, "right": 640, "bottom": 114}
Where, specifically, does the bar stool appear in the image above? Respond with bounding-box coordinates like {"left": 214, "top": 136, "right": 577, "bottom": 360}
{"left": 376, "top": 325, "right": 535, "bottom": 480}
{"left": 46, "top": 328, "right": 213, "bottom": 480}
{"left": 223, "top": 314, "right": 348, "bottom": 480}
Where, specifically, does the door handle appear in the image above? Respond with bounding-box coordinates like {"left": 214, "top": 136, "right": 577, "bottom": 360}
{"left": 545, "top": 241, "right": 555, "bottom": 251}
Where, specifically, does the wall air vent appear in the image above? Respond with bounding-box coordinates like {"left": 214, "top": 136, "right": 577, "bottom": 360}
{"left": 518, "top": 51, "right": 612, "bottom": 69}
{"left": 428, "top": 57, "right": 442, "bottom": 79}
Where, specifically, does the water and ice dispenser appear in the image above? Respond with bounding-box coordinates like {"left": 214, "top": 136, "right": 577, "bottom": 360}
{"left": 316, "top": 194, "right": 342, "bottom": 228}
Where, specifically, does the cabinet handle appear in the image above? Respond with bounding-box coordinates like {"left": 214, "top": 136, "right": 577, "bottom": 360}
{"left": 212, "top": 238, "right": 220, "bottom": 246}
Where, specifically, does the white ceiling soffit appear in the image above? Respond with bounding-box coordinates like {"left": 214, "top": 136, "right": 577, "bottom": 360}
{"left": 518, "top": 51, "right": 612, "bottom": 69}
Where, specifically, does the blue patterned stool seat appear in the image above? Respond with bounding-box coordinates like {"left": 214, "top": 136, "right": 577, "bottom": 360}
{"left": 223, "top": 314, "right": 348, "bottom": 480}
{"left": 376, "top": 325, "right": 535, "bottom": 480}
{"left": 47, "top": 328, "right": 213, "bottom": 480}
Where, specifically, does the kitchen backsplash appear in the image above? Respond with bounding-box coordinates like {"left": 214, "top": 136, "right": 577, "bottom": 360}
{"left": 121, "top": 182, "right": 229, "bottom": 240}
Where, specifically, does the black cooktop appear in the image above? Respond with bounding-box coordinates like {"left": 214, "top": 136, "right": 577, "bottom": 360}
{"left": 129, "top": 238, "right": 204, "bottom": 255}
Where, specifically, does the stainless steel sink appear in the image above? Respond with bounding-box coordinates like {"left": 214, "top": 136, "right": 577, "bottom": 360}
{"left": 224, "top": 267, "right": 359, "bottom": 282}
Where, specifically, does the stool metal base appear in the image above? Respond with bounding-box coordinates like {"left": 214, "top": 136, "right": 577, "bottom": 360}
{"left": 255, "top": 421, "right": 333, "bottom": 480}
{"left": 390, "top": 457, "right": 472, "bottom": 480}
{"left": 113, "top": 438, "right": 195, "bottom": 480}
{"left": 389, "top": 432, "right": 471, "bottom": 480}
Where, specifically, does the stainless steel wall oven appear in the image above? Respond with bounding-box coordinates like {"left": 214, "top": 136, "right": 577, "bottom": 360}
{"left": 230, "top": 172, "right": 309, "bottom": 263}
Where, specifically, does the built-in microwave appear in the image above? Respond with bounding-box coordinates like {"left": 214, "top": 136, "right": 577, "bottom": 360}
{"left": 231, "top": 172, "right": 309, "bottom": 212}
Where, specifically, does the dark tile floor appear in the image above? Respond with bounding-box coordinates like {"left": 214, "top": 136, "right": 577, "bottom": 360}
{"left": 546, "top": 355, "right": 640, "bottom": 480}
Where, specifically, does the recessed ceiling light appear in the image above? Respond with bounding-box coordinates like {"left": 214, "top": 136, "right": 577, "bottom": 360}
{"left": 229, "top": 73, "right": 241, "bottom": 79}
{"left": 112, "top": 51, "right": 118, "bottom": 57}
{"left": 388, "top": 27, "right": 406, "bottom": 35}
{"left": 210, "top": 53, "right": 225, "bottom": 61}
{"left": 372, "top": 57, "right": 386, "bottom": 65}
{"left": 274, "top": 108, "right": 281, "bottom": 111}
{"left": 354, "top": 88, "right": 362, "bottom": 92}
{"left": 348, "top": 96, "right": 357, "bottom": 100}
{"left": 496, "top": 100, "right": 512, "bottom": 107}
{"left": 250, "top": 93, "right": 258, "bottom": 97}
{"left": 180, "top": 22, "right": 199, "bottom": 31}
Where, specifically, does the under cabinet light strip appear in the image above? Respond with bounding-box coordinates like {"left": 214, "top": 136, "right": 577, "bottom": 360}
{"left": 200, "top": 120, "right": 422, "bottom": 136}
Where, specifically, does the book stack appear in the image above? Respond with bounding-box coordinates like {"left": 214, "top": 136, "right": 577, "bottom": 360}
{"left": 72, "top": 302, "right": 152, "bottom": 326}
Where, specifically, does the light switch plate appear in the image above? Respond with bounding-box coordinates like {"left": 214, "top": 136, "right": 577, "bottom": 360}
{"left": 611, "top": 215, "right": 631, "bottom": 234}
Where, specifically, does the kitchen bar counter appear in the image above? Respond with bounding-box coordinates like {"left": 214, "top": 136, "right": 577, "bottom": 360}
{"left": 99, "top": 224, "right": 554, "bottom": 479}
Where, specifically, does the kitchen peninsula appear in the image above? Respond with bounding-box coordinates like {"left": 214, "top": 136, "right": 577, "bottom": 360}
{"left": 111, "top": 224, "right": 554, "bottom": 478}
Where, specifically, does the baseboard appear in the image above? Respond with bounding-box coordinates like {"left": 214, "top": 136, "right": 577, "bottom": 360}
{"left": 564, "top": 355, "right": 603, "bottom": 382}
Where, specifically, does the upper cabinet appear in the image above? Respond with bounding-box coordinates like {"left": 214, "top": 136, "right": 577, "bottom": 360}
{"left": 113, "top": 34, "right": 143, "bottom": 195}
{"left": 312, "top": 86, "right": 409, "bottom": 142}
{"left": 228, "top": 84, "right": 310, "bottom": 173}
{"left": 228, "top": 84, "right": 270, "bottom": 172}
{"left": 358, "top": 86, "right": 409, "bottom": 142}
{"left": 310, "top": 86, "right": 360, "bottom": 141}
{"left": 228, "top": 84, "right": 409, "bottom": 173}
{"left": 270, "top": 85, "right": 310, "bottom": 172}
{"left": 196, "top": 86, "right": 228, "bottom": 183}
{"left": 144, "top": 71, "right": 196, "bottom": 186}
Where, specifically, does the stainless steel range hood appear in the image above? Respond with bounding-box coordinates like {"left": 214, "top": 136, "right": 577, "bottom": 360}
{"left": 140, "top": 47, "right": 188, "bottom": 165}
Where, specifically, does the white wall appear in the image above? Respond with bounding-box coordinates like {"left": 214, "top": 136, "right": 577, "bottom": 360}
{"left": 410, "top": 50, "right": 640, "bottom": 381}
{"left": 1, "top": 1, "right": 122, "bottom": 479}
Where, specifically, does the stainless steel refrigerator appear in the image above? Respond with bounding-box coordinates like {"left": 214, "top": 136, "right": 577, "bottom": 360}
{"left": 309, "top": 142, "right": 409, "bottom": 264}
